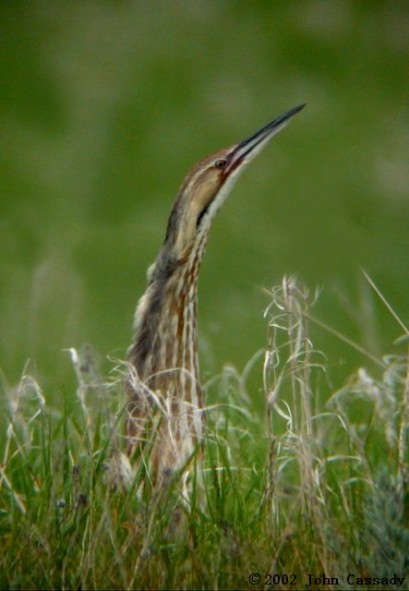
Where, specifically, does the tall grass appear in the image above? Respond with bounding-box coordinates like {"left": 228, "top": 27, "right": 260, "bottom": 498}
{"left": 1, "top": 277, "right": 409, "bottom": 590}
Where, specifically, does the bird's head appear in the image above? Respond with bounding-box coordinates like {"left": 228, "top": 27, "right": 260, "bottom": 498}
{"left": 163, "top": 103, "right": 305, "bottom": 263}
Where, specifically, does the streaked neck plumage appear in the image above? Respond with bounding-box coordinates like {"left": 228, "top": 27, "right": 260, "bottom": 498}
{"left": 126, "top": 104, "right": 305, "bottom": 478}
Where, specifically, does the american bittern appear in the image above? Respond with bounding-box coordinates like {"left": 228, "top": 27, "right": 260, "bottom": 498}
{"left": 126, "top": 104, "right": 305, "bottom": 481}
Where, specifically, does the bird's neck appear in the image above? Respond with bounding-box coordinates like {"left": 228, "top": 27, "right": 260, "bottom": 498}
{"left": 128, "top": 234, "right": 208, "bottom": 410}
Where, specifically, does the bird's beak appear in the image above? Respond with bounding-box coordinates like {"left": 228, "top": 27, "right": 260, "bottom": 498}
{"left": 225, "top": 103, "right": 306, "bottom": 174}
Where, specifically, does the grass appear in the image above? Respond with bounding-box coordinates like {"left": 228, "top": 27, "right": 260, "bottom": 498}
{"left": 1, "top": 277, "right": 409, "bottom": 590}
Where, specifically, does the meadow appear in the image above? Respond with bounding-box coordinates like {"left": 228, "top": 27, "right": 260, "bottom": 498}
{"left": 1, "top": 3, "right": 409, "bottom": 589}
{"left": 1, "top": 276, "right": 408, "bottom": 590}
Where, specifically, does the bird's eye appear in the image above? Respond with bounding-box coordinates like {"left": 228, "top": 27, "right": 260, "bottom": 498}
{"left": 214, "top": 159, "right": 227, "bottom": 169}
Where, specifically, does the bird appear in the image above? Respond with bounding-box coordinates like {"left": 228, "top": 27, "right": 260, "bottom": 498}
{"left": 126, "top": 104, "right": 305, "bottom": 484}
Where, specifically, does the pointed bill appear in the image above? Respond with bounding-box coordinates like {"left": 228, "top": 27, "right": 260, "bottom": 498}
{"left": 225, "top": 103, "right": 306, "bottom": 174}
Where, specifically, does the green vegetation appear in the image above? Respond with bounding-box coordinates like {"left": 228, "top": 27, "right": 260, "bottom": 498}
{"left": 1, "top": 278, "right": 408, "bottom": 590}
{"left": 2, "top": 2, "right": 409, "bottom": 390}
{"left": 1, "top": 3, "right": 409, "bottom": 589}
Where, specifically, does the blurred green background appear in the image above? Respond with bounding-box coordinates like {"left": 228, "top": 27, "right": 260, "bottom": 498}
{"left": 1, "top": 1, "right": 409, "bottom": 396}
